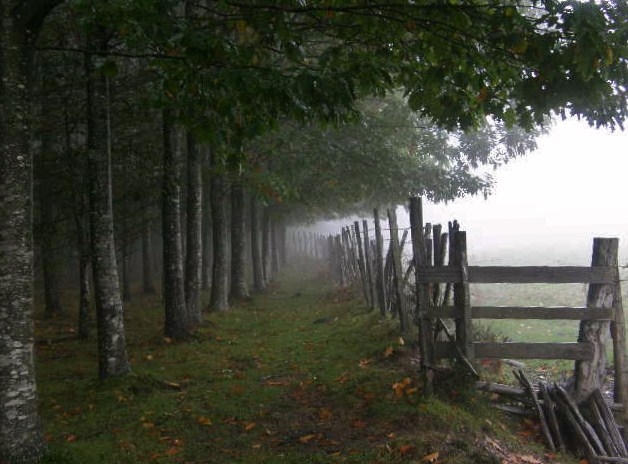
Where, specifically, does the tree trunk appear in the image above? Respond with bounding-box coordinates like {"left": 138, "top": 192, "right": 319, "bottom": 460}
{"left": 209, "top": 150, "right": 229, "bottom": 311}
{"left": 574, "top": 238, "right": 617, "bottom": 401}
{"left": 142, "top": 217, "right": 156, "bottom": 294}
{"left": 121, "top": 223, "right": 132, "bottom": 303}
{"left": 0, "top": 3, "right": 54, "bottom": 460}
{"left": 262, "top": 208, "right": 273, "bottom": 283}
{"left": 77, "top": 235, "right": 92, "bottom": 340}
{"left": 40, "top": 200, "right": 63, "bottom": 317}
{"left": 85, "top": 44, "right": 130, "bottom": 379}
{"left": 230, "top": 179, "right": 249, "bottom": 300}
{"left": 161, "top": 109, "right": 190, "bottom": 339}
{"left": 201, "top": 190, "right": 212, "bottom": 292}
{"left": 185, "top": 132, "right": 203, "bottom": 324}
{"left": 250, "top": 197, "right": 266, "bottom": 292}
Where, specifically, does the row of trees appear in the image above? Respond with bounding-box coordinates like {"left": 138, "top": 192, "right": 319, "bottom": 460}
{"left": 1, "top": 0, "right": 627, "bottom": 462}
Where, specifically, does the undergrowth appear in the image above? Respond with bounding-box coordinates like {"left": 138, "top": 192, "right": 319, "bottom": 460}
{"left": 35, "top": 260, "right": 580, "bottom": 463}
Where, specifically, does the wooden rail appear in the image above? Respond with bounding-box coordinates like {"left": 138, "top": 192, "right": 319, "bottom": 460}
{"left": 415, "top": 265, "right": 617, "bottom": 284}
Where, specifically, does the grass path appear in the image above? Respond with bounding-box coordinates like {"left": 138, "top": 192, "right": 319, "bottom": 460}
{"left": 37, "top": 261, "right": 579, "bottom": 463}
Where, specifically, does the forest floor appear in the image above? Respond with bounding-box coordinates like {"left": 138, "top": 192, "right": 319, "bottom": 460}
{"left": 36, "top": 259, "right": 582, "bottom": 464}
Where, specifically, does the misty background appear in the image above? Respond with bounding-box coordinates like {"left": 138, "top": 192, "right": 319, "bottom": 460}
{"left": 304, "top": 118, "right": 628, "bottom": 267}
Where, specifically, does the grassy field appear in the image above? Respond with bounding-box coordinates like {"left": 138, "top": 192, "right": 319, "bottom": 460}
{"left": 34, "top": 260, "right": 582, "bottom": 464}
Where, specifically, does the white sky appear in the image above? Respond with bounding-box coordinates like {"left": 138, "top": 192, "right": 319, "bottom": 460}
{"left": 416, "top": 118, "right": 628, "bottom": 264}
{"left": 307, "top": 118, "right": 628, "bottom": 265}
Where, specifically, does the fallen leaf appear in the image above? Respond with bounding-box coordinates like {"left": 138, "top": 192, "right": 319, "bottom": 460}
{"left": 399, "top": 444, "right": 416, "bottom": 455}
{"left": 351, "top": 419, "right": 367, "bottom": 429}
{"left": 318, "top": 408, "right": 333, "bottom": 421}
{"left": 243, "top": 422, "right": 256, "bottom": 431}
{"left": 421, "top": 451, "right": 439, "bottom": 462}
{"left": 520, "top": 456, "right": 542, "bottom": 463}
{"left": 298, "top": 434, "right": 317, "bottom": 443}
{"left": 163, "top": 337, "right": 173, "bottom": 344}
{"left": 398, "top": 336, "right": 405, "bottom": 346}
{"left": 197, "top": 416, "right": 212, "bottom": 426}
{"left": 65, "top": 434, "right": 77, "bottom": 442}
{"left": 383, "top": 346, "right": 394, "bottom": 358}
{"left": 359, "top": 359, "right": 371, "bottom": 368}
{"left": 164, "top": 447, "right": 179, "bottom": 456}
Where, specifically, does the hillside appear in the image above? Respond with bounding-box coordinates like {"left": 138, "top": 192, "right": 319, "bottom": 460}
{"left": 37, "top": 261, "right": 581, "bottom": 464}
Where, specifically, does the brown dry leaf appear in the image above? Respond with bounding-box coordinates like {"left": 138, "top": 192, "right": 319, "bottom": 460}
{"left": 298, "top": 434, "right": 317, "bottom": 444}
{"left": 164, "top": 447, "right": 179, "bottom": 456}
{"left": 399, "top": 444, "right": 416, "bottom": 456}
{"left": 163, "top": 337, "right": 173, "bottom": 344}
{"left": 359, "top": 359, "right": 371, "bottom": 368}
{"left": 383, "top": 346, "right": 394, "bottom": 358}
{"left": 243, "top": 422, "right": 256, "bottom": 431}
{"left": 264, "top": 379, "right": 290, "bottom": 386}
{"left": 351, "top": 419, "right": 367, "bottom": 429}
{"left": 318, "top": 408, "right": 333, "bottom": 421}
{"left": 142, "top": 421, "right": 155, "bottom": 429}
{"left": 197, "top": 416, "right": 212, "bottom": 426}
{"left": 421, "top": 451, "right": 439, "bottom": 462}
{"left": 519, "top": 456, "right": 542, "bottom": 463}
{"left": 398, "top": 336, "right": 405, "bottom": 345}
{"left": 65, "top": 434, "right": 77, "bottom": 443}
{"left": 163, "top": 381, "right": 181, "bottom": 389}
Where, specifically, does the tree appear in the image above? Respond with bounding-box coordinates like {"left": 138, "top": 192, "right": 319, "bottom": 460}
{"left": 253, "top": 95, "right": 543, "bottom": 221}
{"left": 162, "top": 108, "right": 190, "bottom": 338}
{"left": 0, "top": 1, "right": 62, "bottom": 461}
{"left": 84, "top": 34, "right": 131, "bottom": 378}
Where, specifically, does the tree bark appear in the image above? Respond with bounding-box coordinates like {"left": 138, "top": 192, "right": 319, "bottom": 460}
{"left": 230, "top": 179, "right": 249, "bottom": 300}
{"left": 39, "top": 189, "right": 63, "bottom": 317}
{"left": 185, "top": 131, "right": 203, "bottom": 324}
{"left": 0, "top": 3, "right": 54, "bottom": 459}
{"left": 201, "top": 184, "right": 212, "bottom": 291}
{"left": 262, "top": 207, "right": 273, "bottom": 283}
{"left": 161, "top": 109, "right": 190, "bottom": 338}
{"left": 209, "top": 150, "right": 229, "bottom": 311}
{"left": 85, "top": 41, "right": 130, "bottom": 379}
{"left": 121, "top": 223, "right": 132, "bottom": 303}
{"left": 250, "top": 197, "right": 266, "bottom": 292}
{"left": 574, "top": 238, "right": 617, "bottom": 401}
{"left": 142, "top": 217, "right": 156, "bottom": 294}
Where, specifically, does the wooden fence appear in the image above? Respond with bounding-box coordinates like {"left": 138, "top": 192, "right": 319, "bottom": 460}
{"left": 319, "top": 197, "right": 627, "bottom": 427}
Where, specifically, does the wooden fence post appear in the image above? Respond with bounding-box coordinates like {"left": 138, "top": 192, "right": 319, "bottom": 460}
{"left": 373, "top": 209, "right": 387, "bottom": 318}
{"left": 387, "top": 207, "right": 410, "bottom": 334}
{"left": 362, "top": 219, "right": 376, "bottom": 311}
{"left": 574, "top": 238, "right": 619, "bottom": 402}
{"left": 453, "top": 231, "right": 473, "bottom": 361}
{"left": 409, "top": 197, "right": 434, "bottom": 395}
{"left": 354, "top": 221, "right": 370, "bottom": 306}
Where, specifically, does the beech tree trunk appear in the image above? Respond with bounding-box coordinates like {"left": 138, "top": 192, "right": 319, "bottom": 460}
{"left": 209, "top": 151, "right": 230, "bottom": 311}
{"left": 162, "top": 109, "right": 190, "bottom": 338}
{"left": 230, "top": 179, "right": 249, "bottom": 300}
{"left": 250, "top": 197, "right": 266, "bottom": 291}
{"left": 85, "top": 42, "right": 130, "bottom": 379}
{"left": 0, "top": 4, "right": 53, "bottom": 460}
{"left": 121, "top": 224, "right": 132, "bottom": 303}
{"left": 142, "top": 217, "right": 156, "bottom": 294}
{"left": 40, "top": 197, "right": 63, "bottom": 317}
{"left": 201, "top": 186, "right": 212, "bottom": 291}
{"left": 262, "top": 208, "right": 273, "bottom": 283}
{"left": 185, "top": 132, "right": 203, "bottom": 325}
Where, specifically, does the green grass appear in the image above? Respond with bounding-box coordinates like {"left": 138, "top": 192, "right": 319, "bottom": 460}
{"left": 35, "top": 260, "right": 581, "bottom": 464}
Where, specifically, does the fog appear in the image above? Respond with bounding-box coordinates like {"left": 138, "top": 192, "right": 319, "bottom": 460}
{"left": 304, "top": 118, "right": 628, "bottom": 266}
